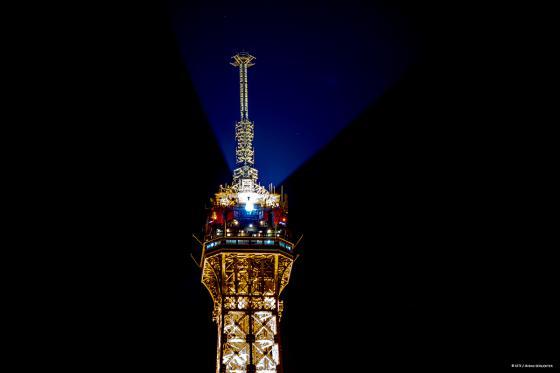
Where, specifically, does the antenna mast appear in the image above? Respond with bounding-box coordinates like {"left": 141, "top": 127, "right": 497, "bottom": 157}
{"left": 231, "top": 53, "right": 258, "bottom": 187}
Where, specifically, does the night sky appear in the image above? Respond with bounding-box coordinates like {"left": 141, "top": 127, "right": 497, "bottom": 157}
{"left": 29, "top": 1, "right": 558, "bottom": 372}
{"left": 167, "top": 0, "right": 420, "bottom": 184}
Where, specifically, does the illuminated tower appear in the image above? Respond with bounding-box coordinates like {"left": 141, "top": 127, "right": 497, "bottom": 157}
{"left": 197, "top": 53, "right": 296, "bottom": 373}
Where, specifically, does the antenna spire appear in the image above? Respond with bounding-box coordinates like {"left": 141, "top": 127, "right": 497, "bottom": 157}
{"left": 231, "top": 53, "right": 258, "bottom": 186}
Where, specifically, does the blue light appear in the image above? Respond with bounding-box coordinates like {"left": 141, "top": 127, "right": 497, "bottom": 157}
{"left": 245, "top": 201, "right": 254, "bottom": 212}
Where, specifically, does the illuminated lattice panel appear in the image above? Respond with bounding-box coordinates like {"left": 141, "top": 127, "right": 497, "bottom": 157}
{"left": 252, "top": 311, "right": 279, "bottom": 372}
{"left": 222, "top": 311, "right": 279, "bottom": 373}
{"left": 223, "top": 311, "right": 250, "bottom": 372}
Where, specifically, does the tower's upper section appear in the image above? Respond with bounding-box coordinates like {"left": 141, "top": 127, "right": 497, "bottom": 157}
{"left": 204, "top": 53, "right": 290, "bottom": 245}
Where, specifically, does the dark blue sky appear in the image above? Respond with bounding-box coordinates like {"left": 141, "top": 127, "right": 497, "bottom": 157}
{"left": 167, "top": 0, "right": 419, "bottom": 184}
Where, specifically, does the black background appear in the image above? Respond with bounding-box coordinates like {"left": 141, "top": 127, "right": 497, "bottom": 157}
{"left": 23, "top": 0, "right": 557, "bottom": 371}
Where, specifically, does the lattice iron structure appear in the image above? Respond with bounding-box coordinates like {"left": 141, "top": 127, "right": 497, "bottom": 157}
{"left": 196, "top": 53, "right": 297, "bottom": 373}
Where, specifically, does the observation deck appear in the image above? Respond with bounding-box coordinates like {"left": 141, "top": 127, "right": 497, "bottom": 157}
{"left": 204, "top": 235, "right": 294, "bottom": 255}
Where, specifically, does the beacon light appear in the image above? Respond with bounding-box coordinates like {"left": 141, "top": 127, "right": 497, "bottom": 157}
{"left": 239, "top": 192, "right": 258, "bottom": 212}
